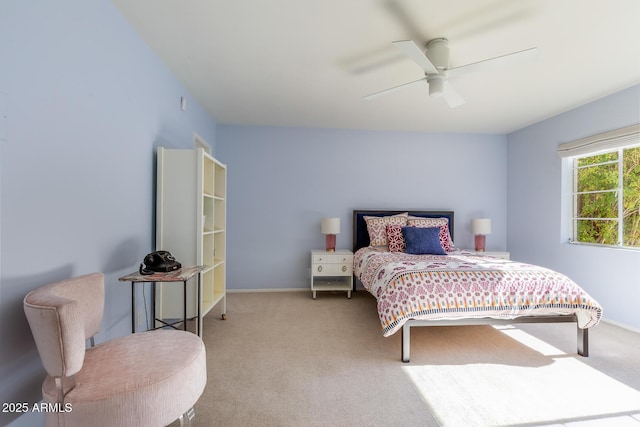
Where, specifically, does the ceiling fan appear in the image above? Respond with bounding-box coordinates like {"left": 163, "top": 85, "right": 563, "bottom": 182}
{"left": 363, "top": 38, "right": 537, "bottom": 108}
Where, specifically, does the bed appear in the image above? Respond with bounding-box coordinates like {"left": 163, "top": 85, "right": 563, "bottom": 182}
{"left": 352, "top": 210, "right": 603, "bottom": 362}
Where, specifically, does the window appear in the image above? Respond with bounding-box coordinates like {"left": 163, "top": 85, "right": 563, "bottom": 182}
{"left": 558, "top": 124, "right": 640, "bottom": 249}
{"left": 572, "top": 146, "right": 640, "bottom": 248}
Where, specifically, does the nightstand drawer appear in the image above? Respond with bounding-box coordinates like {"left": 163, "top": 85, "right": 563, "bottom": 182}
{"left": 312, "top": 254, "right": 352, "bottom": 264}
{"left": 313, "top": 262, "right": 352, "bottom": 276}
{"left": 475, "top": 251, "right": 510, "bottom": 260}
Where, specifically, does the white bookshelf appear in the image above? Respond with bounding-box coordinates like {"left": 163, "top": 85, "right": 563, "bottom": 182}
{"left": 155, "top": 147, "right": 226, "bottom": 334}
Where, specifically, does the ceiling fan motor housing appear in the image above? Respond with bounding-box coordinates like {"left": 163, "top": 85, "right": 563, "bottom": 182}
{"left": 426, "top": 38, "right": 449, "bottom": 70}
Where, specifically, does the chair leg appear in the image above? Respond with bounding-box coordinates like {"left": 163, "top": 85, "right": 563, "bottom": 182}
{"left": 179, "top": 407, "right": 195, "bottom": 427}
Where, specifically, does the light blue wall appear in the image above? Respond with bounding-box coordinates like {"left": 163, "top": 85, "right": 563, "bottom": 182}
{"left": 216, "top": 125, "right": 508, "bottom": 290}
{"left": 507, "top": 85, "right": 640, "bottom": 330}
{"left": 2, "top": 1, "right": 637, "bottom": 424}
{"left": 0, "top": 1, "right": 217, "bottom": 424}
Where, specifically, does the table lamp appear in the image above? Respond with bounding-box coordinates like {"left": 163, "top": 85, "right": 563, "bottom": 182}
{"left": 471, "top": 218, "right": 491, "bottom": 252}
{"left": 321, "top": 218, "right": 340, "bottom": 252}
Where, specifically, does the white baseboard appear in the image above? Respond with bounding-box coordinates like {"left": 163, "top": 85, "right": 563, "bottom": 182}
{"left": 227, "top": 288, "right": 309, "bottom": 293}
{"left": 601, "top": 317, "right": 640, "bottom": 334}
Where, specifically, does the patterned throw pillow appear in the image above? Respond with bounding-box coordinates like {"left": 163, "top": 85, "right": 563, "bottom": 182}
{"left": 406, "top": 217, "right": 454, "bottom": 251}
{"left": 386, "top": 224, "right": 405, "bottom": 252}
{"left": 402, "top": 226, "right": 447, "bottom": 255}
{"left": 364, "top": 213, "right": 408, "bottom": 246}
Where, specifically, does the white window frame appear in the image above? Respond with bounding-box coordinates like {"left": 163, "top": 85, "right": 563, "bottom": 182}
{"left": 558, "top": 124, "right": 640, "bottom": 250}
{"left": 571, "top": 149, "right": 623, "bottom": 246}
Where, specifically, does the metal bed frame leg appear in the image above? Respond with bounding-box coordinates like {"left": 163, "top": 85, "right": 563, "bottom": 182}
{"left": 400, "top": 319, "right": 589, "bottom": 363}
{"left": 578, "top": 326, "right": 589, "bottom": 357}
{"left": 402, "top": 324, "right": 411, "bottom": 363}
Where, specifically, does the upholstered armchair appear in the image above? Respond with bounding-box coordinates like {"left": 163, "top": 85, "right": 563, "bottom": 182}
{"left": 23, "top": 272, "right": 206, "bottom": 427}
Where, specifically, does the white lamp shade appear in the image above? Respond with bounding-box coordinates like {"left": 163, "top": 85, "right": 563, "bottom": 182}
{"left": 471, "top": 218, "right": 492, "bottom": 235}
{"left": 321, "top": 218, "right": 340, "bottom": 235}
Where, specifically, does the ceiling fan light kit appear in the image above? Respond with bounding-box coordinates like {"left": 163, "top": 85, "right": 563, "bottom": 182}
{"left": 427, "top": 75, "right": 444, "bottom": 97}
{"left": 363, "top": 37, "right": 537, "bottom": 109}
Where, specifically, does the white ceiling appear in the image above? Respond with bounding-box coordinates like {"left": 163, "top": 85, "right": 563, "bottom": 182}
{"left": 113, "top": 0, "right": 640, "bottom": 134}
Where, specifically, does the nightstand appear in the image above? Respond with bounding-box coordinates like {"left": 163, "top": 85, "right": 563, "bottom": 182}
{"left": 310, "top": 250, "right": 353, "bottom": 299}
{"left": 473, "top": 251, "right": 510, "bottom": 260}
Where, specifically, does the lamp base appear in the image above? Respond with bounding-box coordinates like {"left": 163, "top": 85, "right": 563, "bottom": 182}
{"left": 474, "top": 234, "right": 486, "bottom": 252}
{"left": 325, "top": 234, "right": 336, "bottom": 252}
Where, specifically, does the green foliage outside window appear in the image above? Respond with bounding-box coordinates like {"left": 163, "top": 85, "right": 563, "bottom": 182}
{"left": 574, "top": 146, "right": 640, "bottom": 247}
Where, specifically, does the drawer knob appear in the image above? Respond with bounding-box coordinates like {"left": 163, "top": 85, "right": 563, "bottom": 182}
{"left": 342, "top": 265, "right": 347, "bottom": 272}
{"left": 317, "top": 266, "right": 323, "bottom": 272}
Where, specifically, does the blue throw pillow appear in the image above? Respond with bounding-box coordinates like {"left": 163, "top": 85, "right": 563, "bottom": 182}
{"left": 402, "top": 226, "right": 447, "bottom": 255}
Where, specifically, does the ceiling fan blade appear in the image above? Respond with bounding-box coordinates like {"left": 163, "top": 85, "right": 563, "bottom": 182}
{"left": 447, "top": 47, "right": 537, "bottom": 78}
{"left": 362, "top": 76, "right": 427, "bottom": 100}
{"left": 392, "top": 40, "right": 439, "bottom": 74}
{"left": 442, "top": 81, "right": 465, "bottom": 108}
{"left": 383, "top": 0, "right": 427, "bottom": 47}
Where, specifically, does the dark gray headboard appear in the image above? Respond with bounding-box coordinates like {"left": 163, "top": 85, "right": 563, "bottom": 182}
{"left": 352, "top": 210, "right": 454, "bottom": 252}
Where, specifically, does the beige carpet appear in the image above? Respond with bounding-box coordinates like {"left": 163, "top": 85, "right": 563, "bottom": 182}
{"left": 185, "top": 291, "right": 640, "bottom": 427}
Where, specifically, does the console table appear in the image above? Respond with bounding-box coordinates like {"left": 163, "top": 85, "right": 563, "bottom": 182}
{"left": 119, "top": 266, "right": 204, "bottom": 336}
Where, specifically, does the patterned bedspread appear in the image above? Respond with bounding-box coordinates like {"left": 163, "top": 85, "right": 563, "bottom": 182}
{"left": 354, "top": 247, "right": 602, "bottom": 337}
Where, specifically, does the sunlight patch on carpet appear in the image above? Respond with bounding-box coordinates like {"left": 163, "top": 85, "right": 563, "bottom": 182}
{"left": 402, "top": 328, "right": 640, "bottom": 427}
